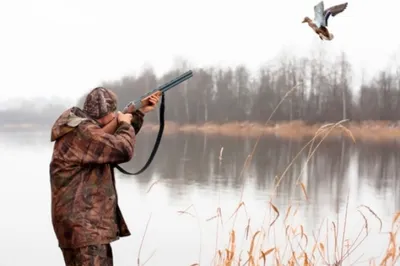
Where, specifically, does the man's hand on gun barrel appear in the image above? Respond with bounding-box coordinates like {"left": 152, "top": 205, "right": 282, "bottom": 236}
{"left": 123, "top": 93, "right": 161, "bottom": 115}
{"left": 139, "top": 93, "right": 161, "bottom": 113}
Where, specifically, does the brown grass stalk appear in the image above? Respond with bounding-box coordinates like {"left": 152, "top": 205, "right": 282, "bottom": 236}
{"left": 128, "top": 82, "right": 400, "bottom": 266}
{"left": 205, "top": 91, "right": 398, "bottom": 265}
{"left": 137, "top": 213, "right": 153, "bottom": 266}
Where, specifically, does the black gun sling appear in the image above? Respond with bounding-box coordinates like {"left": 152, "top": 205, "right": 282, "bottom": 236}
{"left": 113, "top": 93, "right": 165, "bottom": 176}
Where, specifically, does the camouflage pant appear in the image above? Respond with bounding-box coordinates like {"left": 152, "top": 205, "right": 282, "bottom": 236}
{"left": 61, "top": 244, "right": 113, "bottom": 266}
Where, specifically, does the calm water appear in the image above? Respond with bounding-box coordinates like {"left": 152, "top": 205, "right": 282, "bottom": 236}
{"left": 1, "top": 130, "right": 399, "bottom": 266}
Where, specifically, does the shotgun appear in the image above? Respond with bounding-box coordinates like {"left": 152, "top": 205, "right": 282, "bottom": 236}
{"left": 115, "top": 70, "right": 193, "bottom": 176}
{"left": 124, "top": 70, "right": 193, "bottom": 110}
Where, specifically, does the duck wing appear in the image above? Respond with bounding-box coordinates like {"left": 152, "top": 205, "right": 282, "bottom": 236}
{"left": 313, "top": 1, "right": 325, "bottom": 28}
{"left": 323, "top": 2, "right": 348, "bottom": 26}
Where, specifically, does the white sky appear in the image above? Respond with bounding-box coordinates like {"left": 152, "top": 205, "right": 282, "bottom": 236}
{"left": 1, "top": 0, "right": 399, "bottom": 103}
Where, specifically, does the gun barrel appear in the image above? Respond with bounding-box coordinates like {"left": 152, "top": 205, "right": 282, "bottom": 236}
{"left": 130, "top": 70, "right": 193, "bottom": 109}
{"left": 159, "top": 70, "right": 193, "bottom": 93}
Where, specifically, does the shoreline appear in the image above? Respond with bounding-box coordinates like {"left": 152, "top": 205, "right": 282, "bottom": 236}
{"left": 3, "top": 120, "right": 400, "bottom": 142}
{"left": 141, "top": 120, "right": 400, "bottom": 142}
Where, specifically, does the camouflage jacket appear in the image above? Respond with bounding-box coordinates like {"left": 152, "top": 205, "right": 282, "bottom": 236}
{"left": 49, "top": 107, "right": 143, "bottom": 248}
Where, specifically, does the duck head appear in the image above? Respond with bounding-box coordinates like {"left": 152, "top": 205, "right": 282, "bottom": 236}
{"left": 302, "top": 17, "right": 311, "bottom": 23}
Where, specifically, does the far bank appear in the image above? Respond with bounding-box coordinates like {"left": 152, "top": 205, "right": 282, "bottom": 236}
{"left": 2, "top": 120, "right": 400, "bottom": 142}
{"left": 141, "top": 120, "right": 400, "bottom": 142}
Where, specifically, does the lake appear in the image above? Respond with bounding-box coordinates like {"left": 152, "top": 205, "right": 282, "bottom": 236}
{"left": 0, "top": 129, "right": 399, "bottom": 266}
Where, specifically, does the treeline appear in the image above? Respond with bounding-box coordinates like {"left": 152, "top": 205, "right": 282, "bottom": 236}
{"left": 76, "top": 52, "right": 400, "bottom": 124}
{"left": 2, "top": 51, "right": 400, "bottom": 127}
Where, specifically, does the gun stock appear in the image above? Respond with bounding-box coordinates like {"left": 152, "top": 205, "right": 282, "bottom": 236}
{"left": 124, "top": 70, "right": 193, "bottom": 111}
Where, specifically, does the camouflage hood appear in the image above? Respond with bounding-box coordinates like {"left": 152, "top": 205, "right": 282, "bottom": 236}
{"left": 83, "top": 87, "right": 117, "bottom": 119}
{"left": 50, "top": 87, "right": 117, "bottom": 142}
{"left": 50, "top": 107, "right": 91, "bottom": 142}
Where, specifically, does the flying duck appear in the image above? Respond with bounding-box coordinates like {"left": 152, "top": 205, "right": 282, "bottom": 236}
{"left": 302, "top": 1, "right": 348, "bottom": 40}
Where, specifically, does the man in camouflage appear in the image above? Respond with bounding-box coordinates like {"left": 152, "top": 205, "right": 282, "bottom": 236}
{"left": 49, "top": 87, "right": 159, "bottom": 266}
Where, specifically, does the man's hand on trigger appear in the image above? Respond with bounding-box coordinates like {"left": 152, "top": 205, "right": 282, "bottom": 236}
{"left": 117, "top": 111, "right": 133, "bottom": 124}
{"left": 123, "top": 103, "right": 136, "bottom": 114}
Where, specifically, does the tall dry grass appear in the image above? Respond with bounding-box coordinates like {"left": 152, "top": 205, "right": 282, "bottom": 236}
{"left": 202, "top": 202, "right": 400, "bottom": 266}
{"left": 139, "top": 83, "right": 400, "bottom": 266}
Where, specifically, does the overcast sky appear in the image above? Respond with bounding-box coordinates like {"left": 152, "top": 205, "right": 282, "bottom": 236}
{"left": 1, "top": 0, "right": 399, "bottom": 103}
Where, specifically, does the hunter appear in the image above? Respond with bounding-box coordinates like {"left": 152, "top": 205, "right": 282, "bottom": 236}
{"left": 49, "top": 87, "right": 159, "bottom": 265}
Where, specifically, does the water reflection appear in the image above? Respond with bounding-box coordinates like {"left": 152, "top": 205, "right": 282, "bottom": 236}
{"left": 119, "top": 132, "right": 400, "bottom": 205}
{"left": 1, "top": 130, "right": 399, "bottom": 265}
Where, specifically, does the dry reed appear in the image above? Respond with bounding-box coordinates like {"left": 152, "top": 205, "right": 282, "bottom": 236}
{"left": 201, "top": 120, "right": 400, "bottom": 266}
{"left": 138, "top": 83, "right": 400, "bottom": 266}
{"left": 203, "top": 83, "right": 400, "bottom": 266}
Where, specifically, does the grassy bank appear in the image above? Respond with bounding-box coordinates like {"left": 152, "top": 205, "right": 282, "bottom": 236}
{"left": 141, "top": 120, "right": 400, "bottom": 142}
{"left": 3, "top": 120, "right": 400, "bottom": 142}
